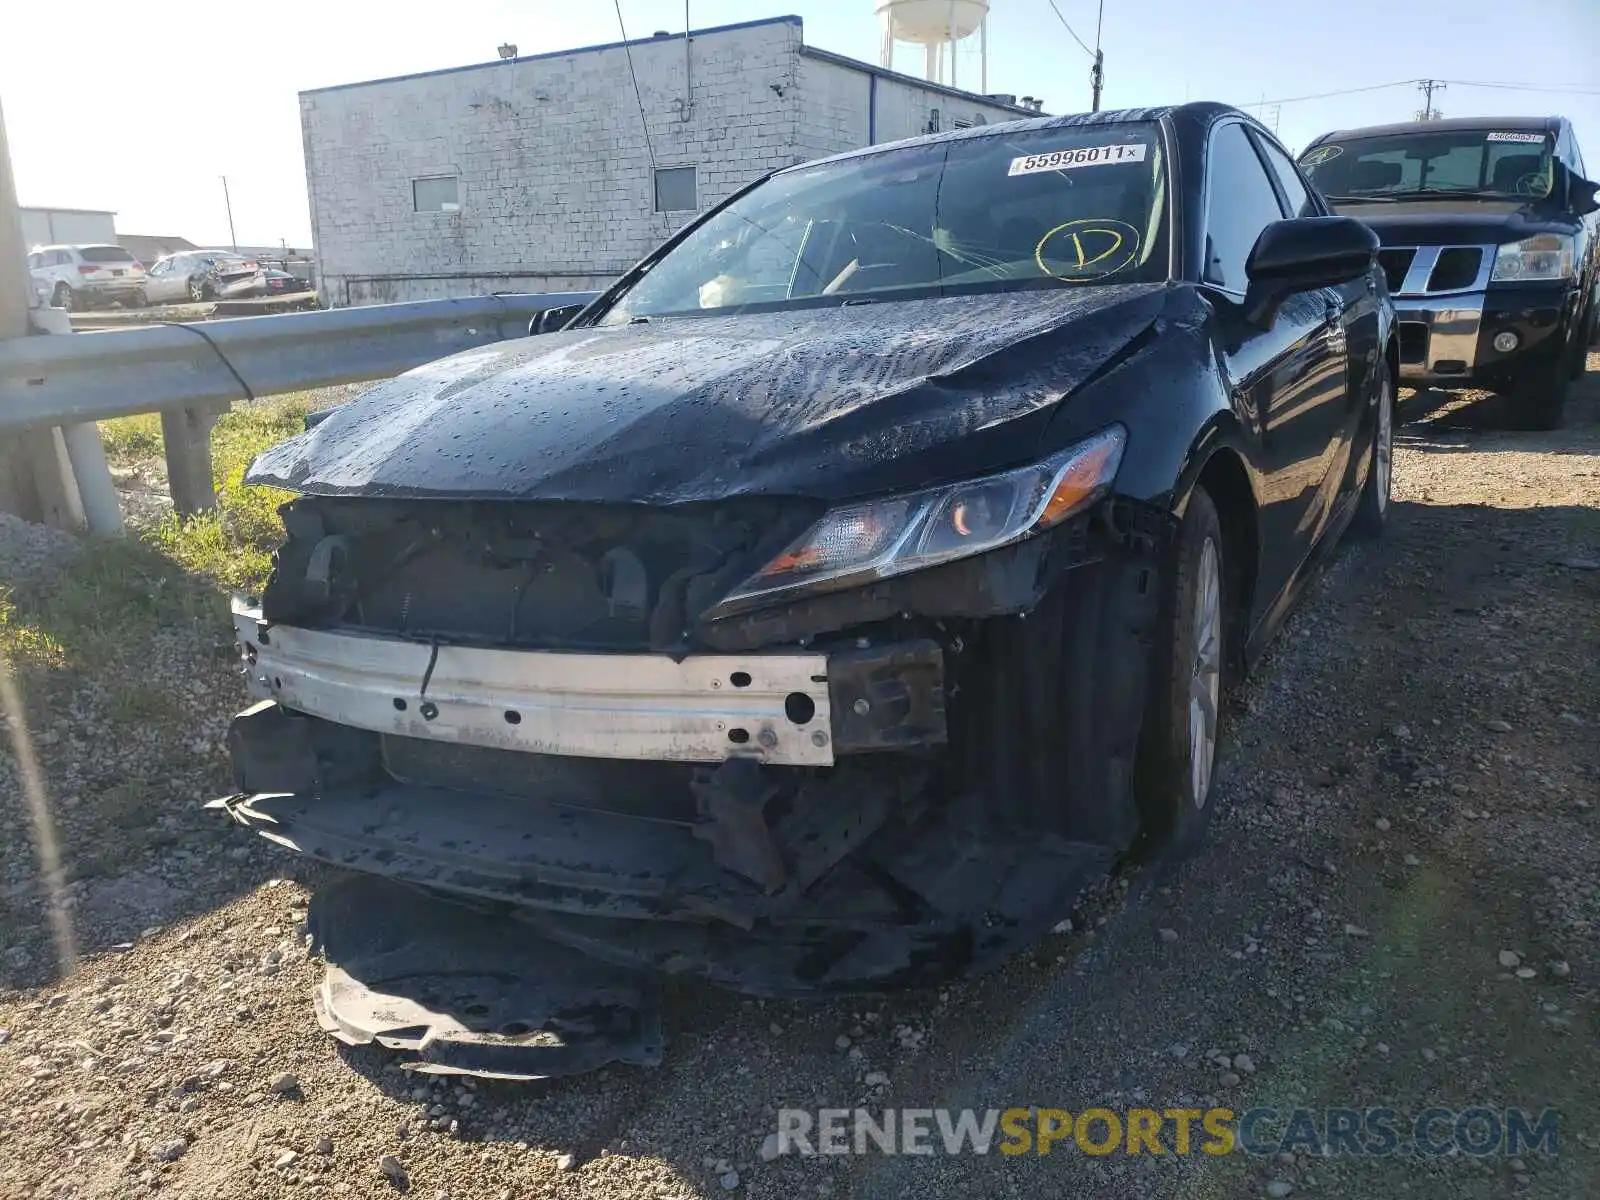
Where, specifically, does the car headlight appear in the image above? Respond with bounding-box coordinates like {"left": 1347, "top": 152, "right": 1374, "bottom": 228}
{"left": 1491, "top": 234, "right": 1574, "bottom": 282}
{"left": 708, "top": 425, "right": 1126, "bottom": 618}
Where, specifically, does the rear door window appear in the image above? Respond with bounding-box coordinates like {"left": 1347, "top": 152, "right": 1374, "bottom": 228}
{"left": 1253, "top": 134, "right": 1315, "bottom": 217}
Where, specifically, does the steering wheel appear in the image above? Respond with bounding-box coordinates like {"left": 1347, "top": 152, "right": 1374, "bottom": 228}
{"left": 1513, "top": 172, "right": 1550, "bottom": 198}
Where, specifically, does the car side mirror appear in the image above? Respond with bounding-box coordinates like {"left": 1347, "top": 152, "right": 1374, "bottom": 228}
{"left": 1568, "top": 174, "right": 1600, "bottom": 217}
{"left": 1243, "top": 216, "right": 1379, "bottom": 327}
{"left": 528, "top": 302, "right": 587, "bottom": 336}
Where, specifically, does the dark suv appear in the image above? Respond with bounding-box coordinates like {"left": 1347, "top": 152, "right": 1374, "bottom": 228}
{"left": 1300, "top": 116, "right": 1598, "bottom": 428}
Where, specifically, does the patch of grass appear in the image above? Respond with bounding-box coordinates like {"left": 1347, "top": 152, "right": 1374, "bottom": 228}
{"left": 0, "top": 586, "right": 66, "bottom": 669}
{"left": 98, "top": 412, "right": 165, "bottom": 462}
{"left": 100, "top": 391, "right": 326, "bottom": 594}
{"left": 1, "top": 535, "right": 226, "bottom": 692}
{"left": 106, "top": 681, "right": 185, "bottom": 729}
{"left": 5, "top": 392, "right": 337, "bottom": 681}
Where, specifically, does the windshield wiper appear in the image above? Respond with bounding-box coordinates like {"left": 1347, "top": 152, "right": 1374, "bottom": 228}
{"left": 1377, "top": 187, "right": 1495, "bottom": 200}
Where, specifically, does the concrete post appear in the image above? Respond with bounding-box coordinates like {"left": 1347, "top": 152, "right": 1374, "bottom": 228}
{"left": 161, "top": 403, "right": 221, "bottom": 516}
{"left": 0, "top": 95, "right": 89, "bottom": 529}
{"left": 62, "top": 422, "right": 124, "bottom": 535}
{"left": 19, "top": 428, "right": 85, "bottom": 529}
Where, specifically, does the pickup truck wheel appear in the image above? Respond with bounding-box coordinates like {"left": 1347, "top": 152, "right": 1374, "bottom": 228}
{"left": 51, "top": 282, "right": 75, "bottom": 311}
{"left": 1573, "top": 304, "right": 1598, "bottom": 379}
{"left": 1136, "top": 485, "right": 1227, "bottom": 855}
{"left": 1350, "top": 361, "right": 1392, "bottom": 539}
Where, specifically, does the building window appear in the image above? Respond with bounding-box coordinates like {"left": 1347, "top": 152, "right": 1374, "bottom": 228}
{"left": 654, "top": 166, "right": 697, "bottom": 213}
{"left": 413, "top": 176, "right": 460, "bottom": 213}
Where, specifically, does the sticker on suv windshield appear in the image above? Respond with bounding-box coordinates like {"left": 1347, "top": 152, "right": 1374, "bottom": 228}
{"left": 1486, "top": 132, "right": 1545, "bottom": 143}
{"left": 1300, "top": 145, "right": 1343, "bottom": 167}
{"left": 1008, "top": 144, "right": 1147, "bottom": 176}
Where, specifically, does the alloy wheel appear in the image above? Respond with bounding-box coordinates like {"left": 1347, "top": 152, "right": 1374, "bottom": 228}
{"left": 1188, "top": 536, "right": 1222, "bottom": 807}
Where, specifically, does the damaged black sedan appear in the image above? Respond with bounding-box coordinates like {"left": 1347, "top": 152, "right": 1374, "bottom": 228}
{"left": 218, "top": 103, "right": 1395, "bottom": 1074}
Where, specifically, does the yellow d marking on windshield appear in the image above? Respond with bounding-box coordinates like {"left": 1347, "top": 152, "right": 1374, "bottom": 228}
{"left": 1035, "top": 219, "right": 1141, "bottom": 282}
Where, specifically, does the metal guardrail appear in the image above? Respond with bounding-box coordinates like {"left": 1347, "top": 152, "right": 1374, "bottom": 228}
{"left": 0, "top": 292, "right": 596, "bottom": 431}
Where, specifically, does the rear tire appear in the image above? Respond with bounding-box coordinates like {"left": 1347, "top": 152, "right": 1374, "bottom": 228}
{"left": 130, "top": 288, "right": 148, "bottom": 309}
{"left": 1136, "top": 486, "right": 1228, "bottom": 855}
{"left": 1350, "top": 360, "right": 1393, "bottom": 539}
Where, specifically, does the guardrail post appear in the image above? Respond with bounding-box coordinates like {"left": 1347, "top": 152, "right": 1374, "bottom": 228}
{"left": 61, "top": 423, "right": 123, "bottom": 536}
{"left": 17, "top": 427, "right": 86, "bottom": 529}
{"left": 161, "top": 404, "right": 221, "bottom": 517}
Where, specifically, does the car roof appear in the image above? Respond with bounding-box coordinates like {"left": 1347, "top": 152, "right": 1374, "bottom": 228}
{"left": 34, "top": 243, "right": 124, "bottom": 252}
{"left": 1310, "top": 115, "right": 1563, "bottom": 144}
{"left": 781, "top": 101, "right": 1251, "bottom": 173}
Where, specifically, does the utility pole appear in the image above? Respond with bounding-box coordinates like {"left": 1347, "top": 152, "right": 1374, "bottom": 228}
{"left": 1416, "top": 79, "right": 1445, "bottom": 122}
{"left": 221, "top": 175, "right": 238, "bottom": 251}
{"left": 1089, "top": 0, "right": 1105, "bottom": 113}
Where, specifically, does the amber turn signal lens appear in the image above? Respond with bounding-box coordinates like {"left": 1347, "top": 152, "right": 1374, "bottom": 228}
{"left": 1039, "top": 435, "right": 1122, "bottom": 528}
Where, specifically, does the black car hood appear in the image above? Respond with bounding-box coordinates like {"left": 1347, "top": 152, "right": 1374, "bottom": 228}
{"left": 248, "top": 285, "right": 1170, "bottom": 505}
{"left": 1332, "top": 197, "right": 1573, "bottom": 247}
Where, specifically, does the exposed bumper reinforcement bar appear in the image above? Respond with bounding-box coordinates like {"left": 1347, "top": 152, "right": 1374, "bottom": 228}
{"left": 231, "top": 596, "right": 837, "bottom": 767}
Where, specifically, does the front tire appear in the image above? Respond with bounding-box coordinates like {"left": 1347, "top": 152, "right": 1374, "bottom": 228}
{"left": 52, "top": 282, "right": 75, "bottom": 311}
{"left": 1350, "top": 360, "right": 1393, "bottom": 539}
{"left": 1572, "top": 303, "right": 1597, "bottom": 380}
{"left": 1137, "top": 486, "right": 1227, "bottom": 854}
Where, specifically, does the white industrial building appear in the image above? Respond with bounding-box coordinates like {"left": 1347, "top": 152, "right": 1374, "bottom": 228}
{"left": 299, "top": 14, "right": 1037, "bottom": 306}
{"left": 19, "top": 206, "right": 117, "bottom": 250}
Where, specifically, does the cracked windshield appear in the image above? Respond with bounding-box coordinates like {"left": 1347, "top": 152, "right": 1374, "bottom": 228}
{"left": 602, "top": 124, "right": 1166, "bottom": 321}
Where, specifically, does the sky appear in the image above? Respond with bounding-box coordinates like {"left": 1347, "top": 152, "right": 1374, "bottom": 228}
{"left": 3, "top": 0, "right": 1597, "bottom": 249}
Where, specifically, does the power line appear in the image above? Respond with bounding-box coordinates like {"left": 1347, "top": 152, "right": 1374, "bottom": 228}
{"left": 1256, "top": 76, "right": 1600, "bottom": 109}
{"left": 613, "top": 0, "right": 668, "bottom": 234}
{"left": 1443, "top": 79, "right": 1600, "bottom": 95}
{"left": 1256, "top": 80, "right": 1419, "bottom": 107}
{"left": 1044, "top": 0, "right": 1095, "bottom": 59}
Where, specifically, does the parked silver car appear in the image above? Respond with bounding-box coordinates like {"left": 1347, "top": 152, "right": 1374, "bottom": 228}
{"left": 143, "top": 250, "right": 260, "bottom": 304}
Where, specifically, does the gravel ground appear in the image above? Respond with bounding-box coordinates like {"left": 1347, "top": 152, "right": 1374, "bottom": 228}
{"left": 1, "top": 360, "right": 1597, "bottom": 1199}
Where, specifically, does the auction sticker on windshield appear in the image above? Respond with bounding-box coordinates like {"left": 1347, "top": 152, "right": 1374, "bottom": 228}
{"left": 1008, "top": 144, "right": 1147, "bottom": 176}
{"left": 1486, "top": 132, "right": 1546, "bottom": 143}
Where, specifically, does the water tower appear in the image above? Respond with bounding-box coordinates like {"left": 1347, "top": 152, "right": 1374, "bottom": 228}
{"left": 878, "top": 0, "right": 990, "bottom": 92}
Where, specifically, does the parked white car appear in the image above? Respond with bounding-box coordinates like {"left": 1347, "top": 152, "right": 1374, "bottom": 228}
{"left": 27, "top": 244, "right": 148, "bottom": 311}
